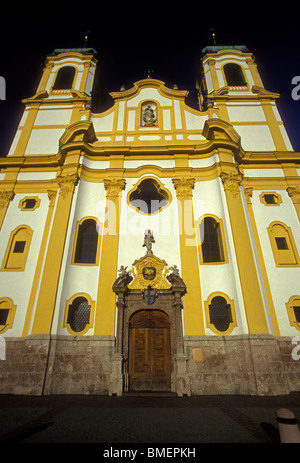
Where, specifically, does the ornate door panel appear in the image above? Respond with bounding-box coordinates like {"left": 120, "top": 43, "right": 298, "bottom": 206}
{"left": 129, "top": 311, "right": 171, "bottom": 391}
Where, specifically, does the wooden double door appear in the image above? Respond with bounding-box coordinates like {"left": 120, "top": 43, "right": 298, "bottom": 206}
{"left": 129, "top": 310, "right": 171, "bottom": 391}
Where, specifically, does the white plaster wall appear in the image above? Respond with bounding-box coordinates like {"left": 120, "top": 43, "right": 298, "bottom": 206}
{"left": 227, "top": 104, "right": 266, "bottom": 122}
{"left": 34, "top": 108, "right": 72, "bottom": 126}
{"left": 0, "top": 192, "right": 49, "bottom": 336}
{"left": 184, "top": 110, "right": 208, "bottom": 130}
{"left": 127, "top": 88, "right": 172, "bottom": 107}
{"left": 7, "top": 130, "right": 21, "bottom": 156}
{"left": 123, "top": 159, "right": 175, "bottom": 169}
{"left": 91, "top": 111, "right": 115, "bottom": 132}
{"left": 117, "top": 176, "right": 181, "bottom": 275}
{"left": 251, "top": 189, "right": 300, "bottom": 335}
{"left": 233, "top": 125, "right": 276, "bottom": 151}
{"left": 25, "top": 128, "right": 65, "bottom": 155}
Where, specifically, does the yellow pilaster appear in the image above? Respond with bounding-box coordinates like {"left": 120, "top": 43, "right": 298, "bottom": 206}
{"left": 22, "top": 190, "right": 57, "bottom": 336}
{"left": 246, "top": 57, "right": 262, "bottom": 87}
{"left": 207, "top": 59, "right": 219, "bottom": 90}
{"left": 31, "top": 173, "right": 78, "bottom": 334}
{"left": 172, "top": 177, "right": 205, "bottom": 336}
{"left": 220, "top": 169, "right": 269, "bottom": 334}
{"left": 243, "top": 187, "right": 280, "bottom": 336}
{"left": 261, "top": 102, "right": 287, "bottom": 151}
{"left": 14, "top": 105, "right": 39, "bottom": 155}
{"left": 0, "top": 189, "right": 14, "bottom": 231}
{"left": 94, "top": 177, "right": 126, "bottom": 335}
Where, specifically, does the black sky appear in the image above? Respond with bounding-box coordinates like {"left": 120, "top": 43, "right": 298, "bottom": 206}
{"left": 0, "top": 1, "right": 299, "bottom": 155}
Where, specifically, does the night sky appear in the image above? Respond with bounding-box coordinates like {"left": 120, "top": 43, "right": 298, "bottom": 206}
{"left": 0, "top": 1, "right": 299, "bottom": 156}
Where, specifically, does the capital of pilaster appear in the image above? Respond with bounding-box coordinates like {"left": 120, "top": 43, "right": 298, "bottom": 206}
{"left": 287, "top": 186, "right": 300, "bottom": 204}
{"left": 57, "top": 173, "right": 78, "bottom": 199}
{"left": 0, "top": 190, "right": 14, "bottom": 209}
{"left": 243, "top": 187, "right": 253, "bottom": 205}
{"left": 220, "top": 172, "right": 243, "bottom": 198}
{"left": 104, "top": 178, "right": 126, "bottom": 201}
{"left": 172, "top": 178, "right": 195, "bottom": 199}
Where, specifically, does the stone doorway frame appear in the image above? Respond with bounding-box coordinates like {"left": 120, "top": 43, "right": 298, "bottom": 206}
{"left": 109, "top": 269, "right": 191, "bottom": 396}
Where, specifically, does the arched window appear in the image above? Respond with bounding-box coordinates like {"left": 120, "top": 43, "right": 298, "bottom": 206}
{"left": 199, "top": 216, "right": 226, "bottom": 263}
{"left": 73, "top": 218, "right": 100, "bottom": 264}
{"left": 286, "top": 295, "right": 300, "bottom": 331}
{"left": 224, "top": 63, "right": 246, "bottom": 87}
{"left": 267, "top": 222, "right": 300, "bottom": 266}
{"left": 129, "top": 178, "right": 170, "bottom": 214}
{"left": 63, "top": 293, "right": 95, "bottom": 335}
{"left": 1, "top": 225, "right": 33, "bottom": 271}
{"left": 53, "top": 66, "right": 76, "bottom": 90}
{"left": 204, "top": 293, "right": 237, "bottom": 335}
{"left": 0, "top": 297, "right": 16, "bottom": 333}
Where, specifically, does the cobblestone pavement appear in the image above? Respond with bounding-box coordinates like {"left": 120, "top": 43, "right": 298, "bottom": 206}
{"left": 0, "top": 393, "right": 299, "bottom": 445}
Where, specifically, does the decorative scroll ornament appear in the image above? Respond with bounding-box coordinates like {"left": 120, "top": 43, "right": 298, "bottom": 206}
{"left": 220, "top": 172, "right": 243, "bottom": 198}
{"left": 104, "top": 178, "right": 126, "bottom": 201}
{"left": 0, "top": 190, "right": 14, "bottom": 209}
{"left": 172, "top": 178, "right": 195, "bottom": 199}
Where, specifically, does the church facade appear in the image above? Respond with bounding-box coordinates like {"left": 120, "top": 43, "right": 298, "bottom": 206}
{"left": 0, "top": 45, "right": 300, "bottom": 396}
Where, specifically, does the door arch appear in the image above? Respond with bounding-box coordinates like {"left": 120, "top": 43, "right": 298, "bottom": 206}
{"left": 129, "top": 310, "right": 171, "bottom": 391}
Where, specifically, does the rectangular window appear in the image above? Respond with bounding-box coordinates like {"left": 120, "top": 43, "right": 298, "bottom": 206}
{"left": 264, "top": 194, "right": 276, "bottom": 204}
{"left": 293, "top": 306, "right": 300, "bottom": 323}
{"left": 13, "top": 241, "right": 26, "bottom": 253}
{"left": 24, "top": 199, "right": 37, "bottom": 209}
{"left": 0, "top": 309, "right": 9, "bottom": 325}
{"left": 275, "top": 237, "right": 289, "bottom": 250}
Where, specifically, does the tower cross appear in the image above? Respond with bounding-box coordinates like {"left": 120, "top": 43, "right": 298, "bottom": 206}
{"left": 145, "top": 67, "right": 154, "bottom": 78}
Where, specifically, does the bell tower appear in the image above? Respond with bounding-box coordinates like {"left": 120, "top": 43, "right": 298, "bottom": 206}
{"left": 8, "top": 48, "right": 98, "bottom": 157}
{"left": 197, "top": 45, "right": 293, "bottom": 152}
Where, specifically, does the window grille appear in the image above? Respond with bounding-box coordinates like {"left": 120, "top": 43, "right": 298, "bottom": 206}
{"left": 67, "top": 297, "right": 91, "bottom": 333}
{"left": 209, "top": 296, "right": 232, "bottom": 332}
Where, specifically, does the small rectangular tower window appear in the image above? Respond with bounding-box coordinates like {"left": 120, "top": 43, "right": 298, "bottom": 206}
{"left": 294, "top": 306, "right": 300, "bottom": 323}
{"left": 264, "top": 194, "right": 276, "bottom": 204}
{"left": 275, "top": 237, "right": 289, "bottom": 250}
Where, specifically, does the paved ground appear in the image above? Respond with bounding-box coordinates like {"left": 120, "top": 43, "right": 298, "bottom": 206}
{"left": 0, "top": 393, "right": 299, "bottom": 446}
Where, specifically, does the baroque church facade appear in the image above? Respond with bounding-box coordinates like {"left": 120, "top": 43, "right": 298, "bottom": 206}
{"left": 0, "top": 45, "right": 300, "bottom": 396}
